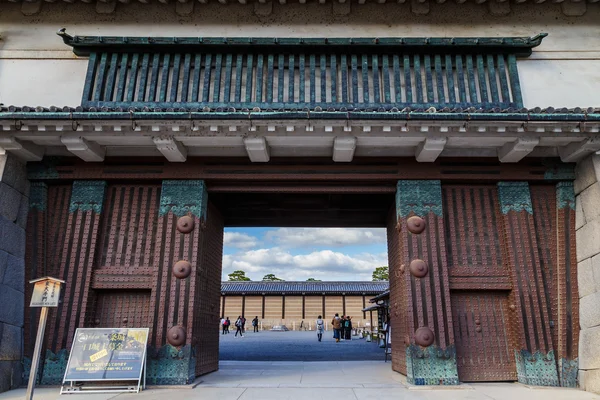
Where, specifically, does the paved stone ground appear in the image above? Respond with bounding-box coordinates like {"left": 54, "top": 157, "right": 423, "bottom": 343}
{"left": 219, "top": 330, "right": 384, "bottom": 361}
{"left": 3, "top": 361, "right": 599, "bottom": 399}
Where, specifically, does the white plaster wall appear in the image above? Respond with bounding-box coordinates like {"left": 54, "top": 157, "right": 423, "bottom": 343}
{"left": 0, "top": 3, "right": 599, "bottom": 107}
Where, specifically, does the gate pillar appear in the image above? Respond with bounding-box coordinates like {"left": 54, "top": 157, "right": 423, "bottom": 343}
{"left": 147, "top": 180, "right": 223, "bottom": 384}
{"left": 497, "top": 182, "right": 559, "bottom": 386}
{"left": 389, "top": 180, "right": 458, "bottom": 385}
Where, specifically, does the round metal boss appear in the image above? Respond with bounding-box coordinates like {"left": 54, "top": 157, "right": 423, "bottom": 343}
{"left": 167, "top": 325, "right": 186, "bottom": 347}
{"left": 173, "top": 260, "right": 192, "bottom": 279}
{"left": 414, "top": 327, "right": 435, "bottom": 347}
{"left": 406, "top": 216, "right": 427, "bottom": 234}
{"left": 409, "top": 259, "right": 429, "bottom": 278}
{"left": 176, "top": 216, "right": 195, "bottom": 234}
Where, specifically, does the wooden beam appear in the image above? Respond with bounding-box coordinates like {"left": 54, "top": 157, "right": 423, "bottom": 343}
{"left": 333, "top": 137, "right": 357, "bottom": 162}
{"left": 244, "top": 137, "right": 270, "bottom": 162}
{"left": 61, "top": 136, "right": 105, "bottom": 162}
{"left": 153, "top": 136, "right": 187, "bottom": 162}
{"left": 497, "top": 138, "right": 539, "bottom": 163}
{"left": 0, "top": 137, "right": 44, "bottom": 161}
{"left": 415, "top": 137, "right": 447, "bottom": 162}
{"left": 559, "top": 138, "right": 600, "bottom": 162}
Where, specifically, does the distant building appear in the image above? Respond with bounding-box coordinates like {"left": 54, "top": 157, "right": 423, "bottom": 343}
{"left": 221, "top": 281, "right": 388, "bottom": 330}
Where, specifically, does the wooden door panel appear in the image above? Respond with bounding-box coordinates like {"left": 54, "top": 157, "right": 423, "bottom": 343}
{"left": 451, "top": 291, "right": 516, "bottom": 382}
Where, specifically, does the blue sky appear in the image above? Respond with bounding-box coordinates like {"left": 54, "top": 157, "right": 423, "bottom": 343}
{"left": 222, "top": 227, "right": 388, "bottom": 281}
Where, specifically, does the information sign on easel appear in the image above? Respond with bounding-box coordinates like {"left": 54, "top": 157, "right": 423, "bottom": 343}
{"left": 60, "top": 327, "right": 149, "bottom": 394}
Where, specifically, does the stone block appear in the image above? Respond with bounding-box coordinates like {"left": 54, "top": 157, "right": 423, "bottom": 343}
{"left": 593, "top": 254, "right": 600, "bottom": 290}
{"left": 0, "top": 216, "right": 25, "bottom": 258}
{"left": 0, "top": 251, "right": 7, "bottom": 286}
{"left": 0, "top": 154, "right": 27, "bottom": 194}
{"left": 577, "top": 218, "right": 600, "bottom": 262}
{"left": 0, "top": 360, "right": 22, "bottom": 392}
{"left": 576, "top": 195, "right": 587, "bottom": 230}
{"left": 0, "top": 323, "right": 22, "bottom": 361}
{"left": 581, "top": 182, "right": 600, "bottom": 223}
{"left": 580, "top": 325, "right": 600, "bottom": 369}
{"left": 579, "top": 258, "right": 597, "bottom": 298}
{"left": 580, "top": 369, "right": 600, "bottom": 394}
{"left": 0, "top": 183, "right": 22, "bottom": 223}
{"left": 16, "top": 195, "right": 28, "bottom": 230}
{"left": 0, "top": 284, "right": 23, "bottom": 327}
{"left": 581, "top": 291, "right": 600, "bottom": 329}
{"left": 2, "top": 254, "right": 24, "bottom": 293}
{"left": 575, "top": 156, "right": 598, "bottom": 195}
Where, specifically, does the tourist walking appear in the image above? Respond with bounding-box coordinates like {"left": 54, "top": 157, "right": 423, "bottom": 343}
{"left": 221, "top": 317, "right": 227, "bottom": 335}
{"left": 235, "top": 316, "right": 244, "bottom": 337}
{"left": 344, "top": 316, "right": 353, "bottom": 340}
{"left": 225, "top": 317, "right": 231, "bottom": 333}
{"left": 331, "top": 313, "right": 342, "bottom": 342}
{"left": 252, "top": 316, "right": 259, "bottom": 332}
{"left": 316, "top": 315, "right": 324, "bottom": 342}
{"left": 241, "top": 316, "right": 246, "bottom": 333}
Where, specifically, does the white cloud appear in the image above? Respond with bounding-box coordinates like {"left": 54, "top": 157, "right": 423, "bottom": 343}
{"left": 265, "top": 228, "right": 386, "bottom": 248}
{"left": 223, "top": 232, "right": 260, "bottom": 249}
{"left": 222, "top": 247, "right": 388, "bottom": 281}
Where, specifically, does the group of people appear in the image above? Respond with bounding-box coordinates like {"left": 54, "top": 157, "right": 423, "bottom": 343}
{"left": 315, "top": 313, "right": 353, "bottom": 342}
{"left": 221, "top": 316, "right": 260, "bottom": 337}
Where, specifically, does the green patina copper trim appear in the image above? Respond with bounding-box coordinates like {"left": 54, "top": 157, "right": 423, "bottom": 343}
{"left": 69, "top": 180, "right": 107, "bottom": 214}
{"left": 543, "top": 161, "right": 576, "bottom": 181}
{"left": 58, "top": 29, "right": 547, "bottom": 57}
{"left": 26, "top": 158, "right": 60, "bottom": 180}
{"left": 397, "top": 180, "right": 443, "bottom": 218}
{"left": 159, "top": 180, "right": 207, "bottom": 218}
{"left": 406, "top": 344, "right": 459, "bottom": 386}
{"left": 556, "top": 182, "right": 575, "bottom": 211}
{"left": 23, "top": 349, "right": 70, "bottom": 385}
{"left": 559, "top": 358, "right": 578, "bottom": 388}
{"left": 146, "top": 344, "right": 196, "bottom": 385}
{"left": 29, "top": 182, "right": 48, "bottom": 211}
{"left": 497, "top": 182, "right": 533, "bottom": 215}
{"left": 514, "top": 349, "right": 559, "bottom": 387}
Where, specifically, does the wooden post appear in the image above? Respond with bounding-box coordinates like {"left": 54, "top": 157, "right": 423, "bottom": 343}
{"left": 26, "top": 307, "right": 48, "bottom": 400}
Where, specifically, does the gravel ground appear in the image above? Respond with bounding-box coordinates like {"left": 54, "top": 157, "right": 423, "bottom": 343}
{"left": 219, "top": 330, "right": 384, "bottom": 361}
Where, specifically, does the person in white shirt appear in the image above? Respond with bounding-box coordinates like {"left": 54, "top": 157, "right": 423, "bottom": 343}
{"left": 316, "top": 315, "right": 324, "bottom": 342}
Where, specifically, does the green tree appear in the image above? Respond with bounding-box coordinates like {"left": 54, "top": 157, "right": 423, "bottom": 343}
{"left": 306, "top": 278, "right": 321, "bottom": 281}
{"left": 372, "top": 266, "right": 389, "bottom": 281}
{"left": 262, "top": 274, "right": 284, "bottom": 281}
{"left": 228, "top": 270, "right": 251, "bottom": 281}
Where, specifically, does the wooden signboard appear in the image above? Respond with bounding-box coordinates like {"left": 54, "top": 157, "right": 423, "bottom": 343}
{"left": 61, "top": 328, "right": 149, "bottom": 394}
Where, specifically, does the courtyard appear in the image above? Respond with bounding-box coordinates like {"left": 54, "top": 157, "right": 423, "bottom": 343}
{"left": 219, "top": 330, "right": 384, "bottom": 361}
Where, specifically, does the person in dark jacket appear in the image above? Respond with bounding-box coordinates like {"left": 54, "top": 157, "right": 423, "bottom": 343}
{"left": 235, "top": 316, "right": 244, "bottom": 337}
{"left": 344, "top": 316, "right": 353, "bottom": 340}
{"left": 252, "top": 316, "right": 259, "bottom": 332}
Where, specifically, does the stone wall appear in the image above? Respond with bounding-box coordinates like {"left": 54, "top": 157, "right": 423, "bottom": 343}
{"left": 0, "top": 153, "right": 29, "bottom": 393}
{"left": 576, "top": 153, "right": 600, "bottom": 394}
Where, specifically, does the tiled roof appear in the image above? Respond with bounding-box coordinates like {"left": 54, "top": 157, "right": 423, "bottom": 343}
{"left": 221, "top": 281, "right": 389, "bottom": 295}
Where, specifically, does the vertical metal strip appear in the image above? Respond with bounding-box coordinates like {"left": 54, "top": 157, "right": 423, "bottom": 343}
{"left": 330, "top": 54, "right": 337, "bottom": 103}
{"left": 126, "top": 53, "right": 140, "bottom": 102}
{"left": 82, "top": 52, "right": 98, "bottom": 104}
{"left": 455, "top": 55, "right": 466, "bottom": 103}
{"left": 299, "top": 54, "right": 305, "bottom": 103}
{"left": 224, "top": 54, "right": 233, "bottom": 103}
{"left": 361, "top": 54, "right": 369, "bottom": 103}
{"left": 245, "top": 54, "right": 254, "bottom": 103}
{"left": 256, "top": 54, "right": 264, "bottom": 103}
{"left": 414, "top": 54, "right": 423, "bottom": 104}
{"left": 148, "top": 53, "right": 161, "bottom": 102}
{"left": 382, "top": 55, "right": 391, "bottom": 103}
{"left": 266, "top": 54, "right": 274, "bottom": 103}
{"left": 507, "top": 54, "right": 523, "bottom": 107}
{"left": 180, "top": 54, "right": 192, "bottom": 103}
{"left": 372, "top": 54, "right": 380, "bottom": 104}
{"left": 190, "top": 54, "right": 201, "bottom": 103}
{"left": 169, "top": 53, "right": 181, "bottom": 103}
{"left": 320, "top": 54, "right": 327, "bottom": 103}
{"left": 277, "top": 54, "right": 285, "bottom": 103}
{"left": 392, "top": 55, "right": 401, "bottom": 103}
{"left": 445, "top": 55, "right": 456, "bottom": 104}
{"left": 423, "top": 55, "right": 434, "bottom": 103}
{"left": 234, "top": 54, "right": 243, "bottom": 103}
{"left": 351, "top": 54, "right": 358, "bottom": 103}
{"left": 212, "top": 53, "right": 223, "bottom": 103}
{"left": 103, "top": 53, "right": 119, "bottom": 102}
{"left": 115, "top": 53, "right": 129, "bottom": 102}
{"left": 496, "top": 55, "right": 510, "bottom": 104}
{"left": 434, "top": 55, "right": 445, "bottom": 103}
{"left": 403, "top": 55, "right": 412, "bottom": 103}
{"left": 92, "top": 53, "right": 109, "bottom": 102}
{"left": 465, "top": 55, "right": 477, "bottom": 103}
{"left": 487, "top": 54, "right": 500, "bottom": 104}
{"left": 340, "top": 54, "right": 348, "bottom": 103}
{"left": 288, "top": 54, "right": 295, "bottom": 103}
{"left": 158, "top": 53, "right": 171, "bottom": 102}
{"left": 202, "top": 53, "right": 213, "bottom": 102}
{"left": 309, "top": 54, "right": 316, "bottom": 104}
{"left": 476, "top": 54, "right": 489, "bottom": 103}
{"left": 137, "top": 53, "right": 150, "bottom": 102}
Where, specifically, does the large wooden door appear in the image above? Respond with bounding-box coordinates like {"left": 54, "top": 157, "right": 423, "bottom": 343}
{"left": 451, "top": 291, "right": 516, "bottom": 382}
